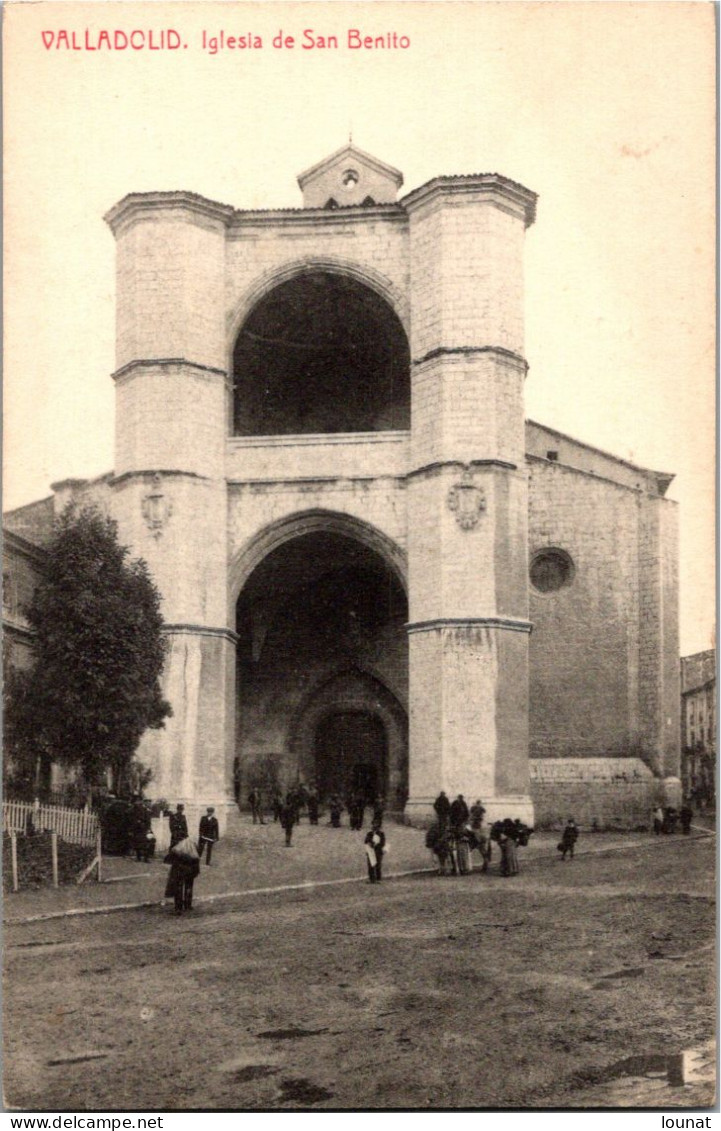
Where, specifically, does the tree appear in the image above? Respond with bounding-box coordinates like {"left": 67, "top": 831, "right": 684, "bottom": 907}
{"left": 5, "top": 505, "right": 172, "bottom": 790}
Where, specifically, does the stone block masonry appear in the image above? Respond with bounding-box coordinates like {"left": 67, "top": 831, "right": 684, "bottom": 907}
{"left": 22, "top": 147, "right": 676, "bottom": 831}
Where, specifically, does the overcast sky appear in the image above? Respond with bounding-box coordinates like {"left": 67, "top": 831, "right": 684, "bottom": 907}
{"left": 3, "top": 1, "right": 715, "bottom": 654}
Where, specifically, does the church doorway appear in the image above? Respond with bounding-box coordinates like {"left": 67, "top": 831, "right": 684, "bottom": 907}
{"left": 314, "top": 711, "right": 386, "bottom": 803}
{"left": 233, "top": 517, "right": 408, "bottom": 808}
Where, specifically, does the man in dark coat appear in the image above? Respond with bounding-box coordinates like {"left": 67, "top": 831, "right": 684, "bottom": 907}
{"left": 433, "top": 791, "right": 451, "bottom": 831}
{"left": 450, "top": 794, "right": 470, "bottom": 831}
{"left": 348, "top": 791, "right": 364, "bottom": 831}
{"left": 469, "top": 800, "right": 486, "bottom": 830}
{"left": 280, "top": 794, "right": 298, "bottom": 846}
{"left": 198, "top": 807, "right": 220, "bottom": 865}
{"left": 130, "top": 799, "right": 153, "bottom": 862}
{"left": 169, "top": 804, "right": 188, "bottom": 847}
{"left": 271, "top": 790, "right": 283, "bottom": 823}
{"left": 329, "top": 796, "right": 343, "bottom": 828}
{"left": 167, "top": 854, "right": 200, "bottom": 914}
{"left": 248, "top": 788, "right": 265, "bottom": 824}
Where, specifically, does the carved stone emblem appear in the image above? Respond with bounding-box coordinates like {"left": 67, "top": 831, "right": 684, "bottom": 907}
{"left": 447, "top": 468, "right": 486, "bottom": 530}
{"left": 142, "top": 474, "right": 173, "bottom": 538}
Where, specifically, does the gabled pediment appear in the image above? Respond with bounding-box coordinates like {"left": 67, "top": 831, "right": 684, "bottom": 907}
{"left": 297, "top": 144, "right": 403, "bottom": 208}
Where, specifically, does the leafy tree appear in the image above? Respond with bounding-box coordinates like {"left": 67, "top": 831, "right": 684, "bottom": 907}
{"left": 5, "top": 505, "right": 172, "bottom": 789}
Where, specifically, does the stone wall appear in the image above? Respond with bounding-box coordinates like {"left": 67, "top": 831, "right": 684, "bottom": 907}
{"left": 530, "top": 758, "right": 660, "bottom": 828}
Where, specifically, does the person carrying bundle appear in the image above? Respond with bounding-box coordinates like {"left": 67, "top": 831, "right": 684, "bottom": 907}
{"left": 164, "top": 836, "right": 200, "bottom": 915}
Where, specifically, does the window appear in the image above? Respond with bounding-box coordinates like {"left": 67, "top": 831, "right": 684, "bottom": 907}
{"left": 530, "top": 549, "right": 574, "bottom": 593}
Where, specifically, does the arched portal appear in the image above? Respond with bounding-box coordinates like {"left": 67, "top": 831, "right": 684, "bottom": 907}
{"left": 234, "top": 524, "right": 408, "bottom": 808}
{"left": 232, "top": 270, "right": 410, "bottom": 435}
{"left": 314, "top": 711, "right": 386, "bottom": 803}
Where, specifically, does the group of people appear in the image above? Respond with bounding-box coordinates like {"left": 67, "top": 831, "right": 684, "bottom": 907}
{"left": 241, "top": 779, "right": 389, "bottom": 879}
{"left": 240, "top": 779, "right": 386, "bottom": 846}
{"left": 426, "top": 792, "right": 536, "bottom": 877}
{"left": 161, "top": 779, "right": 699, "bottom": 913}
{"left": 163, "top": 803, "right": 220, "bottom": 915}
{"left": 652, "top": 803, "right": 694, "bottom": 836}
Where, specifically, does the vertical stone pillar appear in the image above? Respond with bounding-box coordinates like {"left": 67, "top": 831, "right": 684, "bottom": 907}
{"left": 638, "top": 492, "right": 681, "bottom": 803}
{"left": 404, "top": 175, "right": 537, "bottom": 824}
{"left": 105, "top": 193, "right": 236, "bottom": 831}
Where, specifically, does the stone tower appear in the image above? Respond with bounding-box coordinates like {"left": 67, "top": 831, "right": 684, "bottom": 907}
{"left": 104, "top": 193, "right": 235, "bottom": 821}
{"left": 403, "top": 175, "right": 536, "bottom": 823}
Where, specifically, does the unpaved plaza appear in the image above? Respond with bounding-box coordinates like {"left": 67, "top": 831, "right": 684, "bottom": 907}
{"left": 4, "top": 833, "right": 715, "bottom": 1110}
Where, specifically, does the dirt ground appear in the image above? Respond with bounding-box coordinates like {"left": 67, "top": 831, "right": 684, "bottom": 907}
{"left": 3, "top": 833, "right": 715, "bottom": 1111}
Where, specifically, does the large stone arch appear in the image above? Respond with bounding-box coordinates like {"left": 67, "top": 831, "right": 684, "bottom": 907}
{"left": 226, "top": 255, "right": 410, "bottom": 353}
{"left": 290, "top": 669, "right": 408, "bottom": 811}
{"left": 228, "top": 261, "right": 411, "bottom": 437}
{"left": 228, "top": 509, "right": 407, "bottom": 615}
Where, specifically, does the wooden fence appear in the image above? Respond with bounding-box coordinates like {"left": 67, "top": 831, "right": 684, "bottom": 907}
{"left": 3, "top": 800, "right": 99, "bottom": 847}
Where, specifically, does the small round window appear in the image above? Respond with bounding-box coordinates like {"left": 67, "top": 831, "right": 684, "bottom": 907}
{"left": 530, "top": 549, "right": 574, "bottom": 593}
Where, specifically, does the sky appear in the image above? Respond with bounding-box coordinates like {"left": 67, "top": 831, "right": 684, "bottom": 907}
{"left": 3, "top": 1, "right": 715, "bottom": 654}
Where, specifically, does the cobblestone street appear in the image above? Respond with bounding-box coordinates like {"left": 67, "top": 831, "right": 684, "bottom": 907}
{"left": 3, "top": 826, "right": 715, "bottom": 1110}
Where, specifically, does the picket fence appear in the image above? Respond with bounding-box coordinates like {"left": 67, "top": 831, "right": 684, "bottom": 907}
{"left": 3, "top": 800, "right": 99, "bottom": 847}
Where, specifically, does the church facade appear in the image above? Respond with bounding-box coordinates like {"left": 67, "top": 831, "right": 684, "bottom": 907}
{"left": 5, "top": 145, "right": 681, "bottom": 830}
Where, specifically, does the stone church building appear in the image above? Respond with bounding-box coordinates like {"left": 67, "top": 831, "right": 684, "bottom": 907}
{"left": 4, "top": 145, "right": 680, "bottom": 829}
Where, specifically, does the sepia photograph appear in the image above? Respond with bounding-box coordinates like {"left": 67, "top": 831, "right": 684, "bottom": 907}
{"left": 2, "top": 0, "right": 716, "bottom": 1114}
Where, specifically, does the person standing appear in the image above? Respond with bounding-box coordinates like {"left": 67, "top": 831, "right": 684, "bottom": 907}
{"left": 499, "top": 827, "right": 519, "bottom": 876}
{"left": 680, "top": 802, "right": 694, "bottom": 835}
{"left": 349, "top": 791, "right": 366, "bottom": 831}
{"left": 169, "top": 804, "right": 188, "bottom": 848}
{"left": 131, "top": 798, "right": 153, "bottom": 863}
{"left": 450, "top": 794, "right": 469, "bottom": 832}
{"left": 469, "top": 799, "right": 486, "bottom": 830}
{"left": 271, "top": 789, "right": 283, "bottom": 823}
{"left": 329, "top": 796, "right": 343, "bottom": 828}
{"left": 652, "top": 805, "right": 664, "bottom": 835}
{"left": 433, "top": 791, "right": 451, "bottom": 831}
{"left": 248, "top": 788, "right": 265, "bottom": 825}
{"left": 372, "top": 795, "right": 385, "bottom": 827}
{"left": 364, "top": 821, "right": 386, "bottom": 883}
{"left": 167, "top": 852, "right": 200, "bottom": 914}
{"left": 198, "top": 807, "right": 220, "bottom": 865}
{"left": 164, "top": 836, "right": 200, "bottom": 914}
{"left": 307, "top": 786, "right": 320, "bottom": 826}
{"left": 469, "top": 799, "right": 490, "bottom": 871}
{"left": 232, "top": 757, "right": 242, "bottom": 806}
{"left": 280, "top": 793, "right": 298, "bottom": 847}
{"left": 558, "top": 818, "right": 578, "bottom": 861}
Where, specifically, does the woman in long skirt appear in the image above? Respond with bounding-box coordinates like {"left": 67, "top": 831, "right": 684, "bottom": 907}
{"left": 499, "top": 833, "right": 519, "bottom": 876}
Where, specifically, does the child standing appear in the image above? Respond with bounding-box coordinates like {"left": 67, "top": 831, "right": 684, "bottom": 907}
{"left": 558, "top": 818, "right": 579, "bottom": 861}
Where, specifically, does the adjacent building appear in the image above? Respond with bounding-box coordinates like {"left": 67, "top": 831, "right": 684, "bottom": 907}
{"left": 680, "top": 649, "right": 716, "bottom": 807}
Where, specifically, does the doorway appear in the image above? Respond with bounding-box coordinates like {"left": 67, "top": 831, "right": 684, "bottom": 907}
{"left": 314, "top": 711, "right": 386, "bottom": 802}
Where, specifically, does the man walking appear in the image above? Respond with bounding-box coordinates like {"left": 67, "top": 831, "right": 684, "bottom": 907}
{"left": 198, "top": 807, "right": 220, "bottom": 865}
